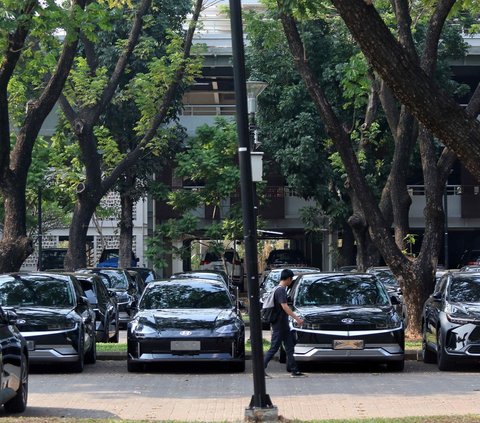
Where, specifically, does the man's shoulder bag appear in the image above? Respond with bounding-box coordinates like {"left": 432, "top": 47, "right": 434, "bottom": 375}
{"left": 261, "top": 286, "right": 282, "bottom": 324}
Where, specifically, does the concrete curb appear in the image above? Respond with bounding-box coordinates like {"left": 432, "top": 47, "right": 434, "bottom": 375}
{"left": 97, "top": 350, "right": 421, "bottom": 361}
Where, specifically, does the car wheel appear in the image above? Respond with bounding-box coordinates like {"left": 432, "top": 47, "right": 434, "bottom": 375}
{"left": 4, "top": 352, "right": 28, "bottom": 413}
{"left": 386, "top": 360, "right": 404, "bottom": 372}
{"left": 437, "top": 329, "right": 451, "bottom": 371}
{"left": 127, "top": 359, "right": 143, "bottom": 372}
{"left": 422, "top": 328, "right": 436, "bottom": 364}
{"left": 71, "top": 333, "right": 85, "bottom": 373}
{"left": 85, "top": 332, "right": 96, "bottom": 364}
{"left": 232, "top": 360, "right": 245, "bottom": 373}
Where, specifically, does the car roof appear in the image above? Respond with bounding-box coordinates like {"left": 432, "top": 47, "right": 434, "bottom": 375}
{"left": 147, "top": 278, "right": 227, "bottom": 289}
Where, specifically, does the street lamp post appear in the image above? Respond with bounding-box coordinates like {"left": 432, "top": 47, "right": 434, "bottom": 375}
{"left": 228, "top": 0, "right": 277, "bottom": 420}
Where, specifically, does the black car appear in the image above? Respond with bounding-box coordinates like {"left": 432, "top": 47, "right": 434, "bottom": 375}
{"left": 126, "top": 267, "right": 159, "bottom": 285}
{"left": 422, "top": 271, "right": 480, "bottom": 370}
{"left": 0, "top": 272, "right": 96, "bottom": 373}
{"left": 289, "top": 273, "right": 405, "bottom": 371}
{"left": 265, "top": 249, "right": 306, "bottom": 270}
{"left": 74, "top": 273, "right": 120, "bottom": 343}
{"left": 127, "top": 279, "right": 245, "bottom": 372}
{"left": 366, "top": 266, "right": 408, "bottom": 326}
{"left": 77, "top": 268, "right": 139, "bottom": 328}
{"left": 0, "top": 306, "right": 28, "bottom": 413}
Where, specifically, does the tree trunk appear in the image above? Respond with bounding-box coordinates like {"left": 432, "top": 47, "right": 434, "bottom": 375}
{"left": 64, "top": 194, "right": 99, "bottom": 270}
{"left": 119, "top": 176, "right": 135, "bottom": 269}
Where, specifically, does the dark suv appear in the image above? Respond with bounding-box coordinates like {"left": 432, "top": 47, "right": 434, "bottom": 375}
{"left": 265, "top": 249, "right": 306, "bottom": 269}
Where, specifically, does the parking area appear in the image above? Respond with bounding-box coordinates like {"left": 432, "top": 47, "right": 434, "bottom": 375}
{"left": 19, "top": 355, "right": 480, "bottom": 421}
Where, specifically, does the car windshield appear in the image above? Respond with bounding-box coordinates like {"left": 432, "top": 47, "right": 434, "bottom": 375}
{"left": 0, "top": 274, "right": 75, "bottom": 307}
{"left": 92, "top": 270, "right": 128, "bottom": 290}
{"left": 368, "top": 269, "right": 399, "bottom": 287}
{"left": 263, "top": 271, "right": 282, "bottom": 291}
{"left": 295, "top": 275, "right": 390, "bottom": 307}
{"left": 448, "top": 277, "right": 480, "bottom": 302}
{"left": 140, "top": 283, "right": 232, "bottom": 309}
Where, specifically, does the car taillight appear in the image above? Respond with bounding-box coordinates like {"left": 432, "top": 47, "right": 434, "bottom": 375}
{"left": 201, "top": 260, "right": 210, "bottom": 265}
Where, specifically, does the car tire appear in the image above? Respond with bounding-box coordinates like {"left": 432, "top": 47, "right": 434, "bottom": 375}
{"left": 437, "top": 329, "right": 451, "bottom": 371}
{"left": 110, "top": 326, "right": 120, "bottom": 343}
{"left": 422, "top": 329, "right": 436, "bottom": 364}
{"left": 71, "top": 333, "right": 85, "bottom": 373}
{"left": 127, "top": 359, "right": 143, "bottom": 372}
{"left": 386, "top": 360, "right": 404, "bottom": 372}
{"left": 4, "top": 352, "right": 28, "bottom": 413}
{"left": 85, "top": 332, "right": 97, "bottom": 364}
{"left": 232, "top": 360, "right": 246, "bottom": 372}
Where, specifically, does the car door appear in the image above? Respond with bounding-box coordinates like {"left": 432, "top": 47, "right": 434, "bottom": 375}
{"left": 424, "top": 274, "right": 448, "bottom": 347}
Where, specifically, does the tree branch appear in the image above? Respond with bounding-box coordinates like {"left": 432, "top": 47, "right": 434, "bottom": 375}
{"left": 101, "top": 0, "right": 203, "bottom": 192}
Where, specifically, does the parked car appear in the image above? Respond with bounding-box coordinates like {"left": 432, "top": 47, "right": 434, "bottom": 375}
{"left": 458, "top": 249, "right": 480, "bottom": 268}
{"left": 289, "top": 272, "right": 405, "bottom": 371}
{"left": 76, "top": 268, "right": 139, "bottom": 328}
{"left": 38, "top": 248, "right": 67, "bottom": 271}
{"left": 0, "top": 272, "right": 96, "bottom": 372}
{"left": 0, "top": 306, "right": 28, "bottom": 413}
{"left": 126, "top": 267, "right": 159, "bottom": 285}
{"left": 366, "top": 266, "right": 408, "bottom": 326}
{"left": 422, "top": 271, "right": 480, "bottom": 370}
{"left": 171, "top": 270, "right": 231, "bottom": 291}
{"left": 97, "top": 248, "right": 139, "bottom": 268}
{"left": 126, "top": 270, "right": 146, "bottom": 295}
{"left": 199, "top": 249, "right": 244, "bottom": 287}
{"left": 265, "top": 249, "right": 306, "bottom": 270}
{"left": 74, "top": 273, "right": 120, "bottom": 343}
{"left": 127, "top": 279, "right": 245, "bottom": 372}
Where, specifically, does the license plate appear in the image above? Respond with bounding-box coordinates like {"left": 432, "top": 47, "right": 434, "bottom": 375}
{"left": 26, "top": 340, "right": 35, "bottom": 351}
{"left": 333, "top": 339, "right": 364, "bottom": 350}
{"left": 170, "top": 341, "right": 201, "bottom": 351}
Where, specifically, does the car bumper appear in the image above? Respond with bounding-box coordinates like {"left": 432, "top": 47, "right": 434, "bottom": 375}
{"left": 294, "top": 343, "right": 404, "bottom": 362}
{"left": 128, "top": 336, "right": 245, "bottom": 363}
{"left": 21, "top": 328, "right": 81, "bottom": 363}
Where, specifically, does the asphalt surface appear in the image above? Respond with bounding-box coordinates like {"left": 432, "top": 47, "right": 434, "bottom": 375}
{"left": 12, "top": 331, "right": 480, "bottom": 421}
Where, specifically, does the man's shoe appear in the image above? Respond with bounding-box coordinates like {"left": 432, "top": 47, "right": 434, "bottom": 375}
{"left": 290, "top": 371, "right": 307, "bottom": 377}
{"left": 264, "top": 372, "right": 272, "bottom": 379}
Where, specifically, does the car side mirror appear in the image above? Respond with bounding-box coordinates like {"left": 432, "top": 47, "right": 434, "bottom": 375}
{"left": 390, "top": 295, "right": 400, "bottom": 305}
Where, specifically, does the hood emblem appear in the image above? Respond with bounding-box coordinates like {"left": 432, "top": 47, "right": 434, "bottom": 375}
{"left": 341, "top": 318, "right": 354, "bottom": 325}
{"left": 179, "top": 331, "right": 192, "bottom": 336}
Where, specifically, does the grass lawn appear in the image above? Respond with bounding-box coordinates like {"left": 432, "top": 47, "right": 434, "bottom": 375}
{"left": 97, "top": 339, "right": 422, "bottom": 354}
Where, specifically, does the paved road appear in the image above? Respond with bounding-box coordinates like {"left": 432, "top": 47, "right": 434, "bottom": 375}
{"left": 14, "top": 358, "right": 480, "bottom": 421}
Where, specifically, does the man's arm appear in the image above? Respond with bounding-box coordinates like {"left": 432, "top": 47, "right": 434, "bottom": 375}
{"left": 281, "top": 303, "right": 303, "bottom": 325}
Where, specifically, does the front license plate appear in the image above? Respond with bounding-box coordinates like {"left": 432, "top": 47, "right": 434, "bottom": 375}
{"left": 170, "top": 341, "right": 201, "bottom": 351}
{"left": 333, "top": 340, "right": 364, "bottom": 350}
{"left": 26, "top": 340, "right": 35, "bottom": 351}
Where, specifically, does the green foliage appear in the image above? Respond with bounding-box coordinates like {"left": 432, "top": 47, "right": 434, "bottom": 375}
{"left": 146, "top": 119, "right": 244, "bottom": 267}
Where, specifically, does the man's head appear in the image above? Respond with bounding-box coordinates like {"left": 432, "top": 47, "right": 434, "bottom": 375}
{"left": 280, "top": 268, "right": 294, "bottom": 285}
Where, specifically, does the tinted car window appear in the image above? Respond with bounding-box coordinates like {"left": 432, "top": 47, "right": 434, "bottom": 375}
{"left": 0, "top": 274, "right": 75, "bottom": 307}
{"left": 448, "top": 277, "right": 480, "bottom": 302}
{"left": 141, "top": 283, "right": 232, "bottom": 309}
{"left": 79, "top": 280, "right": 97, "bottom": 305}
{"left": 295, "top": 276, "right": 389, "bottom": 307}
{"left": 91, "top": 269, "right": 130, "bottom": 289}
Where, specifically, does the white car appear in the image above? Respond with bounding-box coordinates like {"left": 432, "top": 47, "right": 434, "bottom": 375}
{"left": 200, "top": 249, "right": 244, "bottom": 287}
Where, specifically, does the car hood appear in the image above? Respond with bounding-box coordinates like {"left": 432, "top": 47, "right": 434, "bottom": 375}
{"left": 133, "top": 308, "right": 241, "bottom": 333}
{"left": 12, "top": 306, "right": 77, "bottom": 330}
{"left": 295, "top": 305, "right": 396, "bottom": 328}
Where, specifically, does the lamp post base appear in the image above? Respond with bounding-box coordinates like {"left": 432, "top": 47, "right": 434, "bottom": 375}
{"left": 245, "top": 396, "right": 278, "bottom": 422}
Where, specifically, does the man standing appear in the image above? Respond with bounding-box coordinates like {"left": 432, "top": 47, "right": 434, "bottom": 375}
{"left": 264, "top": 268, "right": 306, "bottom": 377}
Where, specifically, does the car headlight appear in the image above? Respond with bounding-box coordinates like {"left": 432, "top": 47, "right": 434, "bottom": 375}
{"left": 215, "top": 323, "right": 240, "bottom": 335}
{"left": 445, "top": 304, "right": 478, "bottom": 324}
{"left": 132, "top": 322, "right": 158, "bottom": 338}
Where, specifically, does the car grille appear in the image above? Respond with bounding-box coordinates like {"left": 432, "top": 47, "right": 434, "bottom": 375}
{"left": 139, "top": 338, "right": 233, "bottom": 354}
{"left": 308, "top": 323, "right": 377, "bottom": 331}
